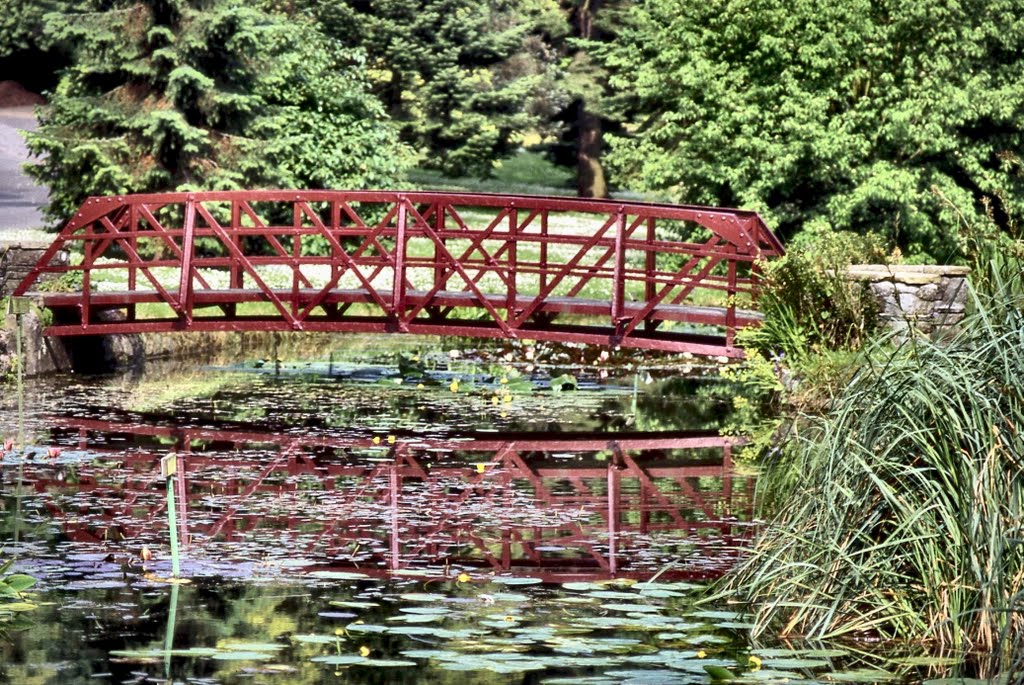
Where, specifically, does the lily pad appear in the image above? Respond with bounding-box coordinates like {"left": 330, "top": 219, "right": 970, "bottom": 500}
{"left": 308, "top": 570, "right": 368, "bottom": 580}
{"left": 312, "top": 656, "right": 416, "bottom": 667}
{"left": 562, "top": 582, "right": 603, "bottom": 592}
{"left": 824, "top": 669, "right": 899, "bottom": 682}
{"left": 491, "top": 576, "right": 543, "bottom": 585}
{"left": 211, "top": 651, "right": 275, "bottom": 661}
{"left": 600, "top": 603, "right": 662, "bottom": 613}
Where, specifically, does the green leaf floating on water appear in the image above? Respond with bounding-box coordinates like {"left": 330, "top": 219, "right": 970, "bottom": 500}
{"left": 308, "top": 571, "right": 368, "bottom": 580}
{"left": 312, "top": 655, "right": 416, "bottom": 667}
{"left": 398, "top": 593, "right": 448, "bottom": 602}
{"left": 346, "top": 623, "right": 389, "bottom": 633}
{"left": 704, "top": 665, "right": 737, "bottom": 681}
{"left": 399, "top": 606, "right": 450, "bottom": 615}
{"left": 218, "top": 642, "right": 285, "bottom": 652}
{"left": 491, "top": 576, "right": 543, "bottom": 585}
{"left": 562, "top": 582, "right": 604, "bottom": 592}
{"left": 211, "top": 651, "right": 275, "bottom": 661}
{"left": 550, "top": 374, "right": 578, "bottom": 391}
{"left": 600, "top": 603, "right": 662, "bottom": 613}
{"left": 825, "top": 669, "right": 899, "bottom": 682}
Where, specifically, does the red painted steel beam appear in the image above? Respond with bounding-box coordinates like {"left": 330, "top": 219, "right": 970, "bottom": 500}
{"left": 14, "top": 190, "right": 784, "bottom": 357}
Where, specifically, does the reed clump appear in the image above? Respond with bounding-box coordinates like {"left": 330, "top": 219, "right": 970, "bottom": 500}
{"left": 727, "top": 260, "right": 1024, "bottom": 661}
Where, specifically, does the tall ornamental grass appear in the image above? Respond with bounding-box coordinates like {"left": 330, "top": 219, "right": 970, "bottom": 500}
{"left": 727, "top": 259, "right": 1024, "bottom": 660}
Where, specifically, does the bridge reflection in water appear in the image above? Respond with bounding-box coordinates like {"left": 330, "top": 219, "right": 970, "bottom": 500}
{"left": 29, "top": 416, "right": 756, "bottom": 582}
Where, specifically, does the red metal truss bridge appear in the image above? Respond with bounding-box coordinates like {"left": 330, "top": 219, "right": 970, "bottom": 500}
{"left": 15, "top": 190, "right": 784, "bottom": 357}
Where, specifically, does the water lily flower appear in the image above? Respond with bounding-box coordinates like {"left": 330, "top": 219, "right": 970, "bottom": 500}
{"left": 475, "top": 464, "right": 486, "bottom": 474}
{"left": 416, "top": 383, "right": 425, "bottom": 390}
{"left": 449, "top": 380, "right": 460, "bottom": 392}
{"left": 359, "top": 645, "right": 371, "bottom": 657}
{"left": 503, "top": 394, "right": 511, "bottom": 404}
{"left": 48, "top": 447, "right": 62, "bottom": 459}
{"left": 500, "top": 376, "right": 508, "bottom": 384}
{"left": 372, "top": 436, "right": 381, "bottom": 445}
{"left": 491, "top": 396, "right": 499, "bottom": 406}
{"left": 457, "top": 572, "right": 472, "bottom": 584}
{"left": 387, "top": 435, "right": 396, "bottom": 444}
{"left": 697, "top": 650, "right": 707, "bottom": 658}
{"left": 748, "top": 655, "right": 762, "bottom": 671}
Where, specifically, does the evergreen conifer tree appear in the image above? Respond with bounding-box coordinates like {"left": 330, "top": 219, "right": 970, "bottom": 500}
{"left": 26, "top": 0, "right": 411, "bottom": 225}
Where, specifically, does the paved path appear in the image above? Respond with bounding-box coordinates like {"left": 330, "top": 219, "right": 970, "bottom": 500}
{"left": 0, "top": 106, "right": 50, "bottom": 237}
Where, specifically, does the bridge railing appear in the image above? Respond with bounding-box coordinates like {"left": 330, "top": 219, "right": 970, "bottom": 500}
{"left": 15, "top": 190, "right": 784, "bottom": 354}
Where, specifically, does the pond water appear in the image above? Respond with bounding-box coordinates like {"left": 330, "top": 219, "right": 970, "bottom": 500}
{"left": 0, "top": 337, "right": 959, "bottom": 684}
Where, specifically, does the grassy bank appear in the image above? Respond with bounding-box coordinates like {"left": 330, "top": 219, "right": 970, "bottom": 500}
{"left": 724, "top": 259, "right": 1024, "bottom": 672}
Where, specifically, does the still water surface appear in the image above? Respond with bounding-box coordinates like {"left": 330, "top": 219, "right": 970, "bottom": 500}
{"left": 0, "top": 338, "right": 946, "bottom": 684}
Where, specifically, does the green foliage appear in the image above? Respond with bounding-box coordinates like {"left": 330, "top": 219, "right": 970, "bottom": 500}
{"left": 597, "top": 0, "right": 1024, "bottom": 260}
{"left": 745, "top": 230, "right": 889, "bottom": 365}
{"left": 290, "top": 0, "right": 564, "bottom": 178}
{"left": 0, "top": 0, "right": 70, "bottom": 58}
{"left": 25, "top": 0, "right": 411, "bottom": 226}
{"left": 716, "top": 231, "right": 887, "bottom": 446}
{"left": 0, "top": 557, "right": 38, "bottom": 630}
{"left": 724, "top": 261, "right": 1024, "bottom": 657}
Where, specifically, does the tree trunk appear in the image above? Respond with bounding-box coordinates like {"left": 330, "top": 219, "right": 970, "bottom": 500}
{"left": 575, "top": 0, "right": 607, "bottom": 198}
{"left": 577, "top": 107, "right": 607, "bottom": 198}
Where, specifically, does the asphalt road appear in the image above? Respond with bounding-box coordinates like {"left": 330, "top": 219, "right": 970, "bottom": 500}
{"left": 0, "top": 106, "right": 48, "bottom": 233}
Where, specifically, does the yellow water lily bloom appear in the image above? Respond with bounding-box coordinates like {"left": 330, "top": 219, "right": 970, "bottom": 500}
{"left": 387, "top": 435, "right": 396, "bottom": 444}
{"left": 748, "top": 655, "right": 762, "bottom": 671}
{"left": 697, "top": 650, "right": 707, "bottom": 658}
{"left": 457, "top": 572, "right": 472, "bottom": 583}
{"left": 359, "top": 645, "right": 371, "bottom": 657}
{"left": 449, "top": 380, "right": 460, "bottom": 392}
{"left": 372, "top": 436, "right": 381, "bottom": 445}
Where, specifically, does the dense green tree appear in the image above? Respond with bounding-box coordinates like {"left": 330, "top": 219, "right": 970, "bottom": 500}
{"left": 0, "top": 0, "right": 73, "bottom": 93}
{"left": 25, "top": 0, "right": 411, "bottom": 225}
{"left": 291, "top": 0, "right": 564, "bottom": 178}
{"left": 545, "top": 0, "right": 635, "bottom": 198}
{"left": 598, "top": 0, "right": 1024, "bottom": 260}
{"left": 0, "top": 0, "right": 64, "bottom": 58}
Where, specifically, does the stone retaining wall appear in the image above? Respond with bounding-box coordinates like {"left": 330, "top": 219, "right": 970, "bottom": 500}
{"left": 0, "top": 243, "right": 48, "bottom": 297}
{"left": 847, "top": 265, "right": 970, "bottom": 334}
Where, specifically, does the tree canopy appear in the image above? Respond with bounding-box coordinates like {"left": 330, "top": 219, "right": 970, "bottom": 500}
{"left": 25, "top": 0, "right": 411, "bottom": 224}
{"left": 292, "top": 0, "right": 564, "bottom": 178}
{"left": 598, "top": 0, "right": 1024, "bottom": 260}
